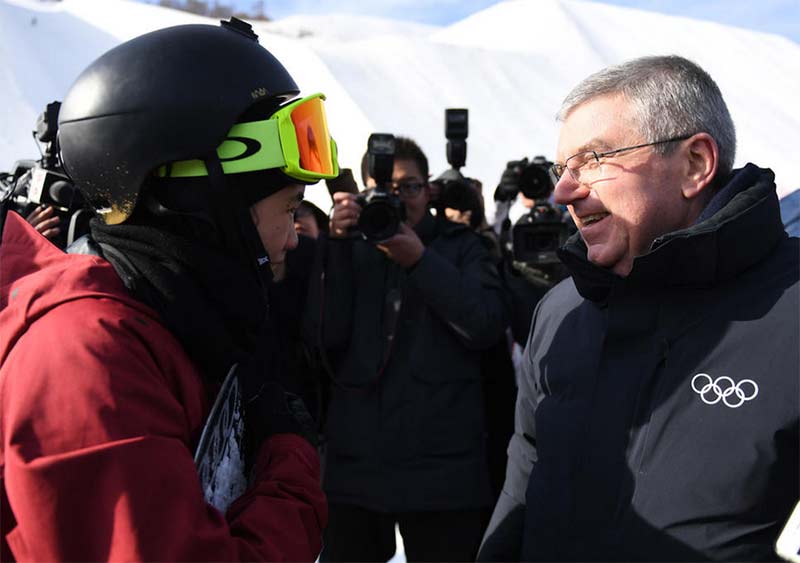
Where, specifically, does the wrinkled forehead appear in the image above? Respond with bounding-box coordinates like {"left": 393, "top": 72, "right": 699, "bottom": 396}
{"left": 555, "top": 93, "right": 640, "bottom": 161}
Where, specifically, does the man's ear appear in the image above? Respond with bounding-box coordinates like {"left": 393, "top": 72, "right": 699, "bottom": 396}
{"left": 681, "top": 132, "right": 718, "bottom": 200}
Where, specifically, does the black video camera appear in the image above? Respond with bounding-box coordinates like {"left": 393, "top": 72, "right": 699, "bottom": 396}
{"left": 432, "top": 109, "right": 484, "bottom": 229}
{"left": 493, "top": 156, "right": 554, "bottom": 202}
{"left": 355, "top": 133, "right": 405, "bottom": 243}
{"left": 0, "top": 101, "right": 88, "bottom": 248}
{"left": 494, "top": 156, "right": 573, "bottom": 287}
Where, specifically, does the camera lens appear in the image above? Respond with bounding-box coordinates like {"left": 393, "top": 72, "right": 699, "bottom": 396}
{"left": 358, "top": 199, "right": 401, "bottom": 242}
{"left": 519, "top": 162, "right": 555, "bottom": 201}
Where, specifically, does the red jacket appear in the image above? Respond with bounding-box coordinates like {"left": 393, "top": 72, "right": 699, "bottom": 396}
{"left": 0, "top": 212, "right": 327, "bottom": 561}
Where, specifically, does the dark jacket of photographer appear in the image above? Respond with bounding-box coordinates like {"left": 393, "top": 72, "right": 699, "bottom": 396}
{"left": 319, "top": 213, "right": 510, "bottom": 512}
{"left": 478, "top": 164, "right": 799, "bottom": 561}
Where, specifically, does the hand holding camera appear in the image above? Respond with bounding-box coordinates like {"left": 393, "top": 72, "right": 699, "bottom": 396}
{"left": 376, "top": 222, "right": 425, "bottom": 269}
{"left": 25, "top": 204, "right": 62, "bottom": 240}
{"left": 329, "top": 191, "right": 361, "bottom": 238}
{"left": 330, "top": 189, "right": 424, "bottom": 267}
{"left": 327, "top": 134, "right": 407, "bottom": 243}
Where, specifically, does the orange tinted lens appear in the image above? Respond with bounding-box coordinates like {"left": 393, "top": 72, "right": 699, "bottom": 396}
{"left": 291, "top": 97, "right": 334, "bottom": 175}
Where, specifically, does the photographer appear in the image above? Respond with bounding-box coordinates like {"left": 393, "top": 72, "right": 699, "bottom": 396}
{"left": 1, "top": 19, "right": 330, "bottom": 561}
{"left": 0, "top": 101, "right": 89, "bottom": 250}
{"left": 430, "top": 109, "right": 498, "bottom": 261}
{"left": 320, "top": 136, "right": 509, "bottom": 562}
{"left": 436, "top": 176, "right": 500, "bottom": 255}
{"left": 493, "top": 156, "right": 574, "bottom": 346}
{"left": 430, "top": 131, "right": 517, "bottom": 508}
{"left": 294, "top": 200, "right": 329, "bottom": 240}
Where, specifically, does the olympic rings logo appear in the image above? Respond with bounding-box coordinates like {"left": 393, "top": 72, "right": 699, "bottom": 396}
{"left": 691, "top": 373, "right": 759, "bottom": 408}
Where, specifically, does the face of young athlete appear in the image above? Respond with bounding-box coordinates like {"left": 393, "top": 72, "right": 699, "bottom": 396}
{"left": 250, "top": 184, "right": 304, "bottom": 280}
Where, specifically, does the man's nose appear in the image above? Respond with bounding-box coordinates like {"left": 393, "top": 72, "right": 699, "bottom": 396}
{"left": 286, "top": 224, "right": 299, "bottom": 251}
{"left": 553, "top": 172, "right": 590, "bottom": 206}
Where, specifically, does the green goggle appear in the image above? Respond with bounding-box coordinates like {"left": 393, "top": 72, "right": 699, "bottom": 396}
{"left": 157, "top": 92, "right": 339, "bottom": 183}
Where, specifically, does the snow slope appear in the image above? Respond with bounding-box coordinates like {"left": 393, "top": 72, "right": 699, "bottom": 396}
{"left": 1, "top": 0, "right": 798, "bottom": 217}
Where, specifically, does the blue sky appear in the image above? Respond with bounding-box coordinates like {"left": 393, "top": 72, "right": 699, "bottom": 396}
{"left": 141, "top": 0, "right": 799, "bottom": 43}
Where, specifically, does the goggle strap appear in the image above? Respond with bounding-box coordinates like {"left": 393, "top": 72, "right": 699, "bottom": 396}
{"left": 221, "top": 120, "right": 286, "bottom": 173}
{"left": 156, "top": 119, "right": 286, "bottom": 178}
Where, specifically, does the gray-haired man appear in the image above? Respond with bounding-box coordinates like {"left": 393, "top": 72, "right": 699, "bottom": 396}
{"left": 478, "top": 55, "right": 798, "bottom": 561}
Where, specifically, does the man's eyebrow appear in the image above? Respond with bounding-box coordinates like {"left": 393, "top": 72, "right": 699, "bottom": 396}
{"left": 556, "top": 138, "right": 613, "bottom": 163}
{"left": 570, "top": 138, "right": 614, "bottom": 155}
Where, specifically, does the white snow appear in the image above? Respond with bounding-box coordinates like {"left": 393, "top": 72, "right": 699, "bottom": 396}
{"left": 1, "top": 0, "right": 798, "bottom": 215}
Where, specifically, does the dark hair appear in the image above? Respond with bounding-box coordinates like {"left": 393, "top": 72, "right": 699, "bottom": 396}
{"left": 360, "top": 135, "right": 429, "bottom": 186}
{"left": 295, "top": 200, "right": 329, "bottom": 233}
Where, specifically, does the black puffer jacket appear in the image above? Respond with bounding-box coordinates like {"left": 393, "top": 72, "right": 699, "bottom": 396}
{"left": 320, "top": 213, "right": 510, "bottom": 512}
{"left": 479, "top": 164, "right": 799, "bottom": 561}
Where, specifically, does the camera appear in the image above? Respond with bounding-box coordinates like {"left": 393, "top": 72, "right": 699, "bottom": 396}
{"left": 1, "top": 101, "right": 88, "bottom": 248}
{"left": 355, "top": 133, "right": 405, "bottom": 243}
{"left": 432, "top": 109, "right": 484, "bottom": 229}
{"left": 511, "top": 201, "right": 567, "bottom": 267}
{"left": 494, "top": 156, "right": 574, "bottom": 288}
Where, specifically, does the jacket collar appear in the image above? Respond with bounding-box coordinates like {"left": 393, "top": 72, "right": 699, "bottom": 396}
{"left": 558, "top": 164, "right": 786, "bottom": 303}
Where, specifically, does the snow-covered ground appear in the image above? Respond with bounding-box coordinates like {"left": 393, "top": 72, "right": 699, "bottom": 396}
{"left": 1, "top": 0, "right": 798, "bottom": 217}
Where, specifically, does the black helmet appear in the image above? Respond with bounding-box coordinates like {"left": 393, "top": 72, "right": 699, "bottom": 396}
{"left": 58, "top": 18, "right": 299, "bottom": 224}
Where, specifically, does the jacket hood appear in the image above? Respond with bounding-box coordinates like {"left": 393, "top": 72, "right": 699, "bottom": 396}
{"left": 0, "top": 212, "right": 158, "bottom": 364}
{"left": 558, "top": 164, "right": 787, "bottom": 302}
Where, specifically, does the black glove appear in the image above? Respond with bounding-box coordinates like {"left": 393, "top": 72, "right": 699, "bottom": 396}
{"left": 236, "top": 322, "right": 319, "bottom": 472}
{"left": 493, "top": 158, "right": 528, "bottom": 202}
{"left": 241, "top": 378, "right": 318, "bottom": 448}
